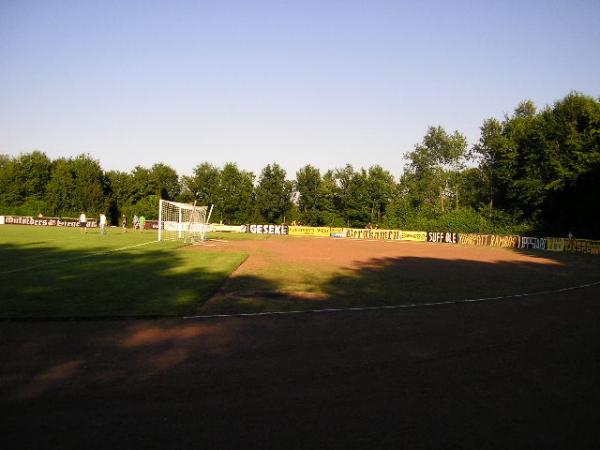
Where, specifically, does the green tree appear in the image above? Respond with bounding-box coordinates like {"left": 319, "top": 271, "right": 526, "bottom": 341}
{"left": 402, "top": 126, "right": 468, "bottom": 212}
{"left": 333, "top": 165, "right": 371, "bottom": 227}
{"left": 472, "top": 93, "right": 600, "bottom": 236}
{"left": 218, "top": 163, "right": 255, "bottom": 224}
{"left": 105, "top": 170, "right": 135, "bottom": 224}
{"left": 133, "top": 194, "right": 160, "bottom": 220}
{"left": 0, "top": 151, "right": 52, "bottom": 213}
{"left": 182, "top": 162, "right": 221, "bottom": 206}
{"left": 71, "top": 155, "right": 107, "bottom": 213}
{"left": 320, "top": 170, "right": 345, "bottom": 226}
{"left": 538, "top": 93, "right": 600, "bottom": 235}
{"left": 45, "top": 155, "right": 105, "bottom": 216}
{"left": 130, "top": 166, "right": 153, "bottom": 204}
{"left": 365, "top": 165, "right": 396, "bottom": 226}
{"left": 149, "top": 163, "right": 180, "bottom": 201}
{"left": 45, "top": 158, "right": 75, "bottom": 215}
{"left": 255, "top": 163, "right": 292, "bottom": 223}
{"left": 295, "top": 164, "right": 324, "bottom": 225}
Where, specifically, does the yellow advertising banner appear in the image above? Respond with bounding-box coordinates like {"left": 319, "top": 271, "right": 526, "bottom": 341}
{"left": 344, "top": 228, "right": 401, "bottom": 240}
{"left": 288, "top": 226, "right": 344, "bottom": 237}
{"left": 343, "top": 228, "right": 426, "bottom": 242}
{"left": 400, "top": 230, "right": 427, "bottom": 242}
{"left": 565, "top": 239, "right": 600, "bottom": 255}
{"left": 546, "top": 238, "right": 566, "bottom": 252}
{"left": 459, "top": 233, "right": 519, "bottom": 248}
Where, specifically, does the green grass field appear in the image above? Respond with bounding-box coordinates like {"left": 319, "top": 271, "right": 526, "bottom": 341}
{"left": 0, "top": 225, "right": 247, "bottom": 318}
{"left": 3, "top": 225, "right": 600, "bottom": 319}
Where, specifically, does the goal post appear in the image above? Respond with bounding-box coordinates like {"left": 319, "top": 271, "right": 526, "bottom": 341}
{"left": 158, "top": 199, "right": 213, "bottom": 243}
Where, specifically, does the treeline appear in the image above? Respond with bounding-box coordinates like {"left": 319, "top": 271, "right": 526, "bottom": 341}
{"left": 1, "top": 92, "right": 599, "bottom": 237}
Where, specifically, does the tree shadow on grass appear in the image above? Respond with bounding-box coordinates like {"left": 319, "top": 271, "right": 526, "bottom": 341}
{"left": 200, "top": 249, "right": 600, "bottom": 314}
{"left": 0, "top": 242, "right": 250, "bottom": 318}
{"left": 4, "top": 236, "right": 598, "bottom": 319}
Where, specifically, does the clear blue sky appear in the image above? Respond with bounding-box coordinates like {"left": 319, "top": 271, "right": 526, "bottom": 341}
{"left": 1, "top": 0, "right": 599, "bottom": 179}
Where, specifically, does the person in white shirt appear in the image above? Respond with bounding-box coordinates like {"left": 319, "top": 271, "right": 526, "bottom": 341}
{"left": 79, "top": 212, "right": 87, "bottom": 234}
{"left": 99, "top": 212, "right": 107, "bottom": 236}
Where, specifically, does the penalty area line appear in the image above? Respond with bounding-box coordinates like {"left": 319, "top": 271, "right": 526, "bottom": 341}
{"left": 183, "top": 280, "right": 600, "bottom": 320}
{"left": 0, "top": 240, "right": 160, "bottom": 275}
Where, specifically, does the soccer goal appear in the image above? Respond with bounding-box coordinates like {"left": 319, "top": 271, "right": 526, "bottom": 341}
{"left": 158, "top": 199, "right": 213, "bottom": 243}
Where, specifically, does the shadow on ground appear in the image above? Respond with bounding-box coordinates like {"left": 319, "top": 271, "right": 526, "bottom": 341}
{"left": 1, "top": 243, "right": 600, "bottom": 448}
{"left": 1, "top": 280, "right": 600, "bottom": 449}
{"left": 201, "top": 249, "right": 600, "bottom": 314}
{"left": 0, "top": 241, "right": 247, "bottom": 318}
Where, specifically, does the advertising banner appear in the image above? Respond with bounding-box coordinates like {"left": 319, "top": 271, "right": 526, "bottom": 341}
{"left": 240, "top": 224, "right": 289, "bottom": 235}
{"left": 0, "top": 215, "right": 97, "bottom": 228}
{"left": 565, "top": 239, "right": 600, "bottom": 255}
{"left": 546, "top": 238, "right": 566, "bottom": 251}
{"left": 212, "top": 224, "right": 245, "bottom": 233}
{"left": 459, "top": 234, "right": 519, "bottom": 248}
{"left": 344, "top": 228, "right": 402, "bottom": 240}
{"left": 426, "top": 232, "right": 459, "bottom": 244}
{"left": 289, "top": 226, "right": 345, "bottom": 237}
{"left": 400, "top": 230, "right": 427, "bottom": 242}
{"left": 343, "top": 228, "right": 427, "bottom": 242}
{"left": 518, "top": 236, "right": 547, "bottom": 250}
{"left": 144, "top": 220, "right": 159, "bottom": 230}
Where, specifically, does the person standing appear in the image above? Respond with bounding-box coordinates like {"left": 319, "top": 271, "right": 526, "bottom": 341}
{"left": 133, "top": 214, "right": 139, "bottom": 230}
{"left": 121, "top": 213, "right": 127, "bottom": 233}
{"left": 99, "top": 212, "right": 107, "bottom": 236}
{"left": 79, "top": 211, "right": 87, "bottom": 234}
{"left": 139, "top": 215, "right": 146, "bottom": 233}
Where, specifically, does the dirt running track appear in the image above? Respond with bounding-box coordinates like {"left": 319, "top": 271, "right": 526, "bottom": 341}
{"left": 2, "top": 286, "right": 600, "bottom": 449}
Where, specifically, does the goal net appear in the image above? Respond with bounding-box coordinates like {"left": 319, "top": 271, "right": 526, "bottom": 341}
{"left": 158, "top": 199, "right": 213, "bottom": 243}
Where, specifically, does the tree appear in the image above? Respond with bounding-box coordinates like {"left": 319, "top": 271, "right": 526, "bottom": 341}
{"left": 105, "top": 170, "right": 135, "bottom": 224}
{"left": 471, "top": 117, "right": 514, "bottom": 212}
{"left": 471, "top": 93, "right": 600, "bottom": 236}
{"left": 538, "top": 93, "right": 600, "bottom": 235}
{"left": 182, "top": 162, "right": 221, "bottom": 206}
{"left": 402, "top": 126, "right": 468, "bottom": 212}
{"left": 130, "top": 166, "right": 153, "bottom": 204}
{"left": 457, "top": 167, "right": 487, "bottom": 210}
{"left": 333, "top": 165, "right": 371, "bottom": 227}
{"left": 320, "top": 170, "right": 345, "bottom": 226}
{"left": 365, "top": 165, "right": 396, "bottom": 226}
{"left": 218, "top": 163, "right": 255, "bottom": 224}
{"left": 45, "top": 154, "right": 105, "bottom": 216}
{"left": 45, "top": 158, "right": 75, "bottom": 215}
{"left": 0, "top": 151, "right": 52, "bottom": 213}
{"left": 255, "top": 163, "right": 292, "bottom": 223}
{"left": 71, "top": 155, "right": 107, "bottom": 213}
{"left": 295, "top": 164, "right": 324, "bottom": 225}
{"left": 149, "top": 163, "right": 180, "bottom": 201}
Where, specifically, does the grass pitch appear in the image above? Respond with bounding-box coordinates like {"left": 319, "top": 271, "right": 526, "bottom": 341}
{"left": 2, "top": 225, "right": 599, "bottom": 319}
{"left": 0, "top": 225, "right": 247, "bottom": 318}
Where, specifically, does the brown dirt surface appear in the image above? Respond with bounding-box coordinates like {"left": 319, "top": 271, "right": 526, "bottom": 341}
{"left": 194, "top": 236, "right": 600, "bottom": 315}
{"left": 2, "top": 285, "right": 600, "bottom": 449}
{"left": 2, "top": 237, "right": 600, "bottom": 449}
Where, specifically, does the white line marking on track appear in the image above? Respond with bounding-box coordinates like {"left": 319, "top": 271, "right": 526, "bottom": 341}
{"left": 183, "top": 280, "right": 600, "bottom": 320}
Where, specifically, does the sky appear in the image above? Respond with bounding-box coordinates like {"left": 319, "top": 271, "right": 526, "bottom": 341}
{"left": 1, "top": 0, "right": 599, "bottom": 179}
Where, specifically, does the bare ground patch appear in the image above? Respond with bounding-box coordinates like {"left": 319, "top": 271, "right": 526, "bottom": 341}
{"left": 194, "top": 236, "right": 600, "bottom": 314}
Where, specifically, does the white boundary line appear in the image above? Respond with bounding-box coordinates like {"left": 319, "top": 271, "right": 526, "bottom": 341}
{"left": 183, "top": 280, "right": 600, "bottom": 320}
{"left": 0, "top": 240, "right": 159, "bottom": 275}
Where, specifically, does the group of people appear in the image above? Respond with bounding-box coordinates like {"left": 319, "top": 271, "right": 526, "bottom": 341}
{"left": 78, "top": 212, "right": 146, "bottom": 235}
{"left": 131, "top": 214, "right": 146, "bottom": 231}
